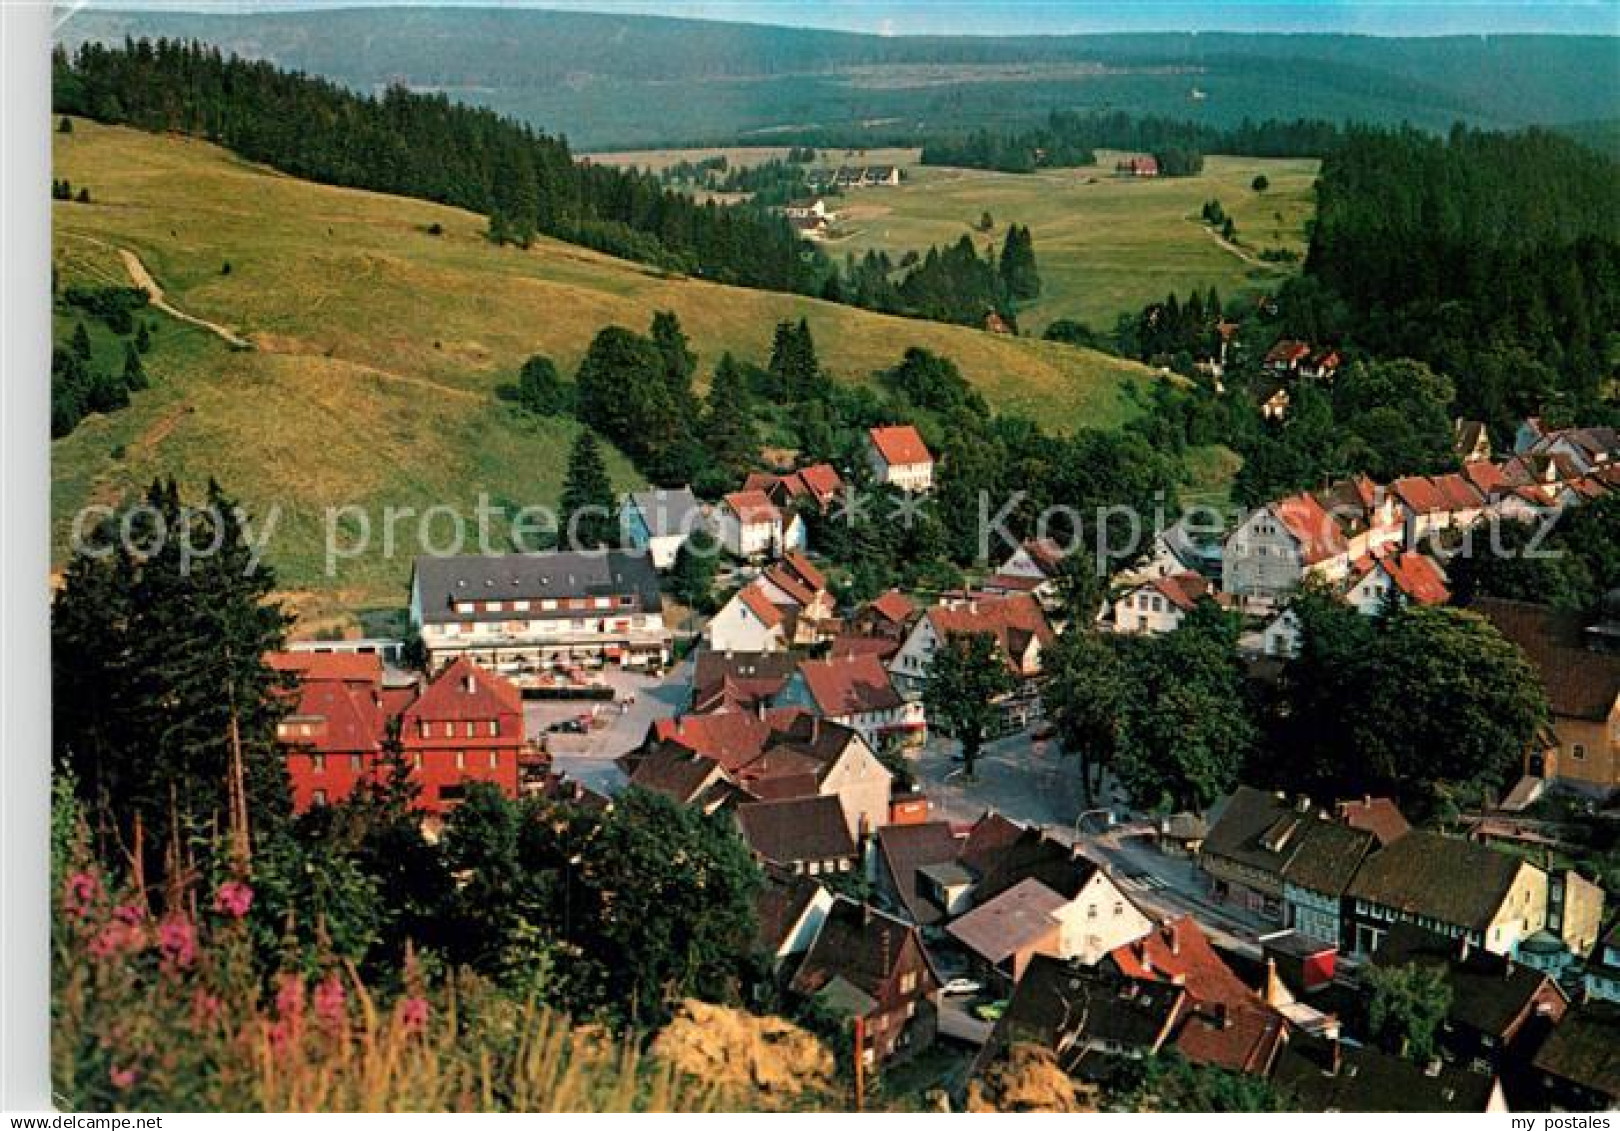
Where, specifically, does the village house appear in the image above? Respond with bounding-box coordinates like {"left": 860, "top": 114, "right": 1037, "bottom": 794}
{"left": 789, "top": 898, "right": 941, "bottom": 1067}
{"left": 782, "top": 197, "right": 830, "bottom": 221}
{"left": 1583, "top": 923, "right": 1620, "bottom": 1003}
{"left": 399, "top": 656, "right": 526, "bottom": 812}
{"left": 946, "top": 852, "right": 1153, "bottom": 985}
{"left": 271, "top": 652, "right": 398, "bottom": 813}
{"left": 717, "top": 488, "right": 803, "bottom": 560}
{"left": 1111, "top": 572, "right": 1213, "bottom": 634}
{"left": 754, "top": 868, "right": 836, "bottom": 969}
{"left": 851, "top": 589, "right": 919, "bottom": 644}
{"left": 1370, "top": 924, "right": 1567, "bottom": 1092}
{"left": 735, "top": 795, "right": 859, "bottom": 877}
{"left": 408, "top": 550, "right": 670, "bottom": 672}
{"left": 1263, "top": 340, "right": 1340, "bottom": 381}
{"left": 1532, "top": 1002, "right": 1620, "bottom": 1112}
{"left": 1391, "top": 472, "right": 1488, "bottom": 546}
{"left": 743, "top": 462, "right": 844, "bottom": 514}
{"left": 779, "top": 652, "right": 926, "bottom": 749}
{"left": 1343, "top": 549, "right": 1450, "bottom": 613}
{"left": 691, "top": 649, "right": 797, "bottom": 713}
{"left": 1517, "top": 419, "right": 1620, "bottom": 474}
{"left": 1273, "top": 1033, "right": 1507, "bottom": 1113}
{"left": 1455, "top": 418, "right": 1493, "bottom": 464}
{"left": 983, "top": 538, "right": 1067, "bottom": 608}
{"left": 623, "top": 744, "right": 737, "bottom": 815}
{"left": 620, "top": 486, "right": 705, "bottom": 570}
{"left": 704, "top": 553, "right": 836, "bottom": 654}
{"left": 1278, "top": 820, "right": 1379, "bottom": 950}
{"left": 704, "top": 585, "right": 790, "bottom": 653}
{"left": 888, "top": 593, "right": 1053, "bottom": 731}
{"left": 638, "top": 708, "right": 892, "bottom": 839}
{"left": 872, "top": 820, "right": 974, "bottom": 926}
{"left": 1476, "top": 599, "right": 1620, "bottom": 799}
{"left": 1116, "top": 155, "right": 1160, "bottom": 177}
{"left": 865, "top": 424, "right": 934, "bottom": 492}
{"left": 1222, "top": 492, "right": 1351, "bottom": 602}
{"left": 1344, "top": 830, "right": 1548, "bottom": 958}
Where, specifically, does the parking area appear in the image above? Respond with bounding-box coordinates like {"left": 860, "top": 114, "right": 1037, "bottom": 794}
{"left": 524, "top": 661, "right": 693, "bottom": 795}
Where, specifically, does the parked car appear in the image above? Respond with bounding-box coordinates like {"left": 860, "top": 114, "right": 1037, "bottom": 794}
{"left": 547, "top": 718, "right": 588, "bottom": 735}
{"left": 973, "top": 1000, "right": 1008, "bottom": 1022}
{"left": 941, "top": 978, "right": 983, "bottom": 997}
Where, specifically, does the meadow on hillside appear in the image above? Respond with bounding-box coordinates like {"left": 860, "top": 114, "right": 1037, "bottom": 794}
{"left": 50, "top": 120, "right": 1158, "bottom": 624}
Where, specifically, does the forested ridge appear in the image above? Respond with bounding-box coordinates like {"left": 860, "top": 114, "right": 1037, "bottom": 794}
{"left": 1302, "top": 124, "right": 1620, "bottom": 415}
{"left": 53, "top": 38, "right": 817, "bottom": 294}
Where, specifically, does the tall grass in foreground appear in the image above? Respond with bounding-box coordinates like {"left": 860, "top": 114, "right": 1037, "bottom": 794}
{"left": 52, "top": 859, "right": 723, "bottom": 1112}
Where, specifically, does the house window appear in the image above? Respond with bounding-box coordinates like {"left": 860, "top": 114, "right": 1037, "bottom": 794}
{"left": 465, "top": 721, "right": 476, "bottom": 738}
{"left": 900, "top": 972, "right": 917, "bottom": 994}
{"left": 444, "top": 722, "right": 455, "bottom": 738}
{"left": 1114, "top": 902, "right": 1124, "bottom": 917}
{"left": 1572, "top": 743, "right": 1587, "bottom": 761}
{"left": 350, "top": 753, "right": 362, "bottom": 771}
{"left": 311, "top": 789, "right": 328, "bottom": 807}
{"left": 310, "top": 754, "right": 326, "bottom": 773}
{"left": 412, "top": 752, "right": 423, "bottom": 770}
{"left": 489, "top": 720, "right": 499, "bottom": 737}
{"left": 455, "top": 751, "right": 467, "bottom": 770}
{"left": 808, "top": 861, "right": 821, "bottom": 876}
{"left": 488, "top": 751, "right": 500, "bottom": 769}
{"left": 1087, "top": 905, "right": 1098, "bottom": 920}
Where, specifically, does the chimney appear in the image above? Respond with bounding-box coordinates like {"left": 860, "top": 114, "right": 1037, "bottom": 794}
{"left": 1330, "top": 1038, "right": 1343, "bottom": 1076}
{"left": 1264, "top": 956, "right": 1287, "bottom": 1007}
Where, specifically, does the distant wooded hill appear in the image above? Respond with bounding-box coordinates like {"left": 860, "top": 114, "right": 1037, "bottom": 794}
{"left": 55, "top": 8, "right": 1620, "bottom": 148}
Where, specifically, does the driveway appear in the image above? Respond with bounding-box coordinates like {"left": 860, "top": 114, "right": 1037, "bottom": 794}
{"left": 524, "top": 660, "right": 692, "bottom": 795}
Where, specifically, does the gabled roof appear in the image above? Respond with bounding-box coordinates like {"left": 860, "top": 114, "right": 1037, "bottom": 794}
{"left": 874, "top": 821, "right": 962, "bottom": 925}
{"left": 1128, "top": 571, "right": 1210, "bottom": 613}
{"left": 797, "top": 463, "right": 844, "bottom": 505}
{"left": 269, "top": 651, "right": 383, "bottom": 685}
{"left": 971, "top": 827, "right": 1098, "bottom": 904}
{"left": 1532, "top": 1003, "right": 1620, "bottom": 1099}
{"left": 281, "top": 678, "right": 388, "bottom": 756}
{"left": 1373, "top": 923, "right": 1567, "bottom": 1040}
{"left": 1281, "top": 821, "right": 1377, "bottom": 897}
{"left": 926, "top": 594, "right": 1055, "bottom": 669}
{"left": 997, "top": 959, "right": 1184, "bottom": 1062}
{"left": 738, "top": 585, "right": 786, "bottom": 630}
{"left": 1350, "top": 550, "right": 1450, "bottom": 606}
{"left": 1171, "top": 999, "right": 1289, "bottom": 1077}
{"left": 867, "top": 589, "right": 916, "bottom": 626}
{"left": 1276, "top": 1034, "right": 1501, "bottom": 1112}
{"left": 402, "top": 657, "right": 522, "bottom": 725}
{"left": 1346, "top": 830, "right": 1530, "bottom": 931}
{"left": 1334, "top": 796, "right": 1411, "bottom": 847}
{"left": 1202, "top": 786, "right": 1309, "bottom": 875}
{"left": 796, "top": 652, "right": 903, "bottom": 717}
{"left": 627, "top": 744, "right": 726, "bottom": 806}
{"left": 736, "top": 795, "right": 856, "bottom": 866}
{"left": 1475, "top": 598, "right": 1620, "bottom": 721}
{"left": 790, "top": 898, "right": 935, "bottom": 1012}
{"left": 780, "top": 550, "right": 828, "bottom": 594}
{"left": 626, "top": 487, "right": 702, "bottom": 538}
{"left": 957, "top": 811, "right": 1026, "bottom": 877}
{"left": 755, "top": 868, "right": 825, "bottom": 955}
{"left": 868, "top": 424, "right": 932, "bottom": 468}
{"left": 946, "top": 878, "right": 1066, "bottom": 966}
{"left": 1108, "top": 916, "right": 1257, "bottom": 1008}
{"left": 1271, "top": 492, "right": 1347, "bottom": 565}
{"left": 692, "top": 650, "right": 796, "bottom": 713}
{"left": 723, "top": 489, "right": 780, "bottom": 525}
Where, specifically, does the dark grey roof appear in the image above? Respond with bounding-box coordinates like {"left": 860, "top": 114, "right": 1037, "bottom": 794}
{"left": 1275, "top": 1034, "right": 1500, "bottom": 1112}
{"left": 626, "top": 488, "right": 703, "bottom": 539}
{"left": 412, "top": 550, "right": 663, "bottom": 623}
{"left": 1347, "top": 831, "right": 1528, "bottom": 931}
{"left": 736, "top": 795, "right": 855, "bottom": 867}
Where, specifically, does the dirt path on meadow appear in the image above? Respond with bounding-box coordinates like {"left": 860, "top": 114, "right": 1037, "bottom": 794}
{"left": 118, "top": 248, "right": 254, "bottom": 349}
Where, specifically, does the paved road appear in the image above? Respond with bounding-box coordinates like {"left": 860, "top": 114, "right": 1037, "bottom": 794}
{"left": 523, "top": 660, "right": 693, "bottom": 795}
{"left": 912, "top": 730, "right": 1269, "bottom": 958}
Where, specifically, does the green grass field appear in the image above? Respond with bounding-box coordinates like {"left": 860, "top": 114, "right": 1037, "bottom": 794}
{"left": 51, "top": 120, "right": 1159, "bottom": 625}
{"left": 593, "top": 145, "right": 1317, "bottom": 334}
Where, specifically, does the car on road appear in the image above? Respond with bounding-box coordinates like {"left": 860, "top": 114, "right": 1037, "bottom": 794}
{"left": 546, "top": 718, "right": 589, "bottom": 735}
{"left": 941, "top": 978, "right": 983, "bottom": 997}
{"left": 973, "top": 1000, "right": 1007, "bottom": 1022}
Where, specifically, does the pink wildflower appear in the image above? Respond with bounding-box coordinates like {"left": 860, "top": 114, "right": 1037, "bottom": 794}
{"left": 277, "top": 973, "right": 305, "bottom": 1015}
{"left": 89, "top": 919, "right": 144, "bottom": 961}
{"left": 396, "top": 996, "right": 429, "bottom": 1036}
{"left": 109, "top": 1064, "right": 137, "bottom": 1090}
{"left": 313, "top": 973, "right": 347, "bottom": 1030}
{"left": 265, "top": 1018, "right": 294, "bottom": 1055}
{"left": 213, "top": 880, "right": 253, "bottom": 919}
{"left": 158, "top": 919, "right": 196, "bottom": 970}
{"left": 63, "top": 872, "right": 100, "bottom": 919}
{"left": 112, "top": 903, "right": 145, "bottom": 926}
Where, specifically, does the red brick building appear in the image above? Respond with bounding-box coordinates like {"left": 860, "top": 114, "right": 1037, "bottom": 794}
{"left": 273, "top": 652, "right": 525, "bottom": 815}
{"left": 400, "top": 657, "right": 526, "bottom": 812}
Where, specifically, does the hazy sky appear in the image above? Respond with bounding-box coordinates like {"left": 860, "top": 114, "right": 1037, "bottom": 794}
{"left": 69, "top": 0, "right": 1620, "bottom": 36}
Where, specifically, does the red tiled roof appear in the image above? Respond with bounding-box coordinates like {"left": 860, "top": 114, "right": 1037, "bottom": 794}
{"left": 1022, "top": 538, "right": 1068, "bottom": 575}
{"left": 762, "top": 564, "right": 817, "bottom": 608}
{"left": 1464, "top": 461, "right": 1508, "bottom": 495}
{"left": 827, "top": 634, "right": 901, "bottom": 662}
{"left": 268, "top": 651, "right": 383, "bottom": 685}
{"left": 1265, "top": 340, "right": 1313, "bottom": 367}
{"left": 654, "top": 709, "right": 774, "bottom": 772}
{"left": 1147, "top": 572, "right": 1211, "bottom": 613}
{"left": 1109, "top": 917, "right": 1256, "bottom": 1008}
{"left": 781, "top": 551, "right": 827, "bottom": 594}
{"left": 739, "top": 585, "right": 785, "bottom": 629}
{"left": 797, "top": 653, "right": 904, "bottom": 717}
{"left": 927, "top": 594, "right": 1055, "bottom": 667}
{"left": 797, "top": 463, "right": 844, "bottom": 504}
{"left": 403, "top": 657, "right": 522, "bottom": 725}
{"left": 1173, "top": 1000, "right": 1289, "bottom": 1077}
{"left": 868, "top": 589, "right": 916, "bottom": 625}
{"left": 282, "top": 679, "right": 387, "bottom": 756}
{"left": 1335, "top": 796, "right": 1411, "bottom": 847}
{"left": 1382, "top": 551, "right": 1451, "bottom": 606}
{"left": 724, "top": 489, "right": 780, "bottom": 525}
{"left": 1272, "top": 493, "right": 1347, "bottom": 565}
{"left": 868, "top": 424, "right": 932, "bottom": 468}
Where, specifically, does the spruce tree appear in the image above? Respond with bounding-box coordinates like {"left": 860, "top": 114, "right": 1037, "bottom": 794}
{"left": 702, "top": 352, "right": 759, "bottom": 481}
{"left": 122, "top": 341, "right": 148, "bottom": 391}
{"left": 71, "top": 322, "right": 91, "bottom": 362}
{"left": 135, "top": 322, "right": 152, "bottom": 353}
{"left": 516, "top": 354, "right": 567, "bottom": 415}
{"left": 559, "top": 430, "right": 619, "bottom": 550}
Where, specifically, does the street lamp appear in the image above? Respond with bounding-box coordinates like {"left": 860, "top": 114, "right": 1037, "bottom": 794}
{"left": 1073, "top": 807, "right": 1114, "bottom": 838}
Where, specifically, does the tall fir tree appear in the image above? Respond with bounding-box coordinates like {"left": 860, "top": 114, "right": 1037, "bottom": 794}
{"left": 559, "top": 430, "right": 619, "bottom": 549}
{"left": 702, "top": 352, "right": 759, "bottom": 482}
